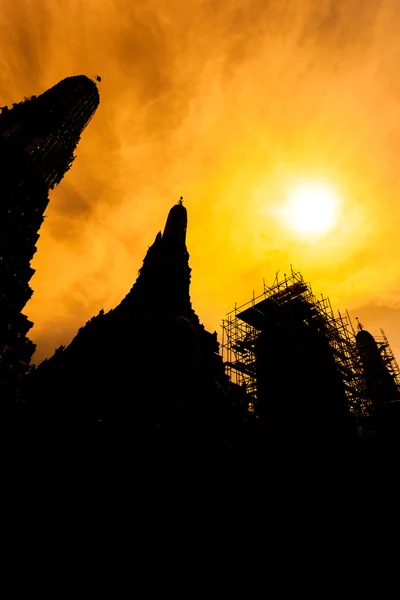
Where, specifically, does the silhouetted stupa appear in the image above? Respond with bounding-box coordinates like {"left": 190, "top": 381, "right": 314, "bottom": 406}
{"left": 356, "top": 325, "right": 400, "bottom": 440}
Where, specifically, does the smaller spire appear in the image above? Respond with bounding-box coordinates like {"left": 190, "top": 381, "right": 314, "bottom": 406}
{"left": 179, "top": 196, "right": 183, "bottom": 205}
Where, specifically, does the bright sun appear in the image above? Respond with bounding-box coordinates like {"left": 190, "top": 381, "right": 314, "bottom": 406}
{"left": 285, "top": 181, "right": 340, "bottom": 236}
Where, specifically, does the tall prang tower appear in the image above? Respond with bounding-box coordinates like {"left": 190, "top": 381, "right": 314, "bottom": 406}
{"left": 0, "top": 75, "right": 100, "bottom": 401}
{"left": 115, "top": 197, "right": 200, "bottom": 323}
{"left": 31, "top": 199, "right": 236, "bottom": 485}
{"left": 28, "top": 199, "right": 255, "bottom": 516}
{"left": 33, "top": 198, "right": 225, "bottom": 412}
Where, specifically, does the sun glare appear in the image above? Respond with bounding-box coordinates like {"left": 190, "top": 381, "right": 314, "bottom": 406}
{"left": 285, "top": 181, "right": 340, "bottom": 236}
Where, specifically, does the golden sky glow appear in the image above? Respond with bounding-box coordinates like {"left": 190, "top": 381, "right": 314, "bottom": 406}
{"left": 2, "top": 0, "right": 400, "bottom": 363}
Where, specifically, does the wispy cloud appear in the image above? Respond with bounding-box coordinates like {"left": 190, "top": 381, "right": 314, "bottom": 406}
{"left": 2, "top": 0, "right": 400, "bottom": 361}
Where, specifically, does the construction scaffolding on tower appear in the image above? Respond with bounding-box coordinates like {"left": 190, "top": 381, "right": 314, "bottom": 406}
{"left": 221, "top": 267, "right": 371, "bottom": 426}
{"left": 374, "top": 328, "right": 400, "bottom": 389}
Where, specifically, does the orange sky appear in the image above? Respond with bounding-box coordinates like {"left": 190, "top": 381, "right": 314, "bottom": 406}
{"left": 2, "top": 0, "right": 400, "bottom": 364}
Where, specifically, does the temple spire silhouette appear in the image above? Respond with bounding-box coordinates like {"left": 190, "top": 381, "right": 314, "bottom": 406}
{"left": 116, "top": 198, "right": 197, "bottom": 321}
{"left": 0, "top": 75, "right": 100, "bottom": 401}
{"left": 32, "top": 198, "right": 227, "bottom": 436}
{"left": 163, "top": 196, "right": 187, "bottom": 240}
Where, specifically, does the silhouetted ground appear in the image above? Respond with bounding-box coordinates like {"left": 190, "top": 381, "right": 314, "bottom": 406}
{"left": 4, "top": 396, "right": 400, "bottom": 563}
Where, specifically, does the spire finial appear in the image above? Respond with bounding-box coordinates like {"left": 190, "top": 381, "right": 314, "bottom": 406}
{"left": 179, "top": 196, "right": 183, "bottom": 205}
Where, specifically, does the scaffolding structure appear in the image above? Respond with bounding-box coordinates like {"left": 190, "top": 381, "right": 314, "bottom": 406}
{"left": 222, "top": 268, "right": 370, "bottom": 421}
{"left": 369, "top": 327, "right": 400, "bottom": 393}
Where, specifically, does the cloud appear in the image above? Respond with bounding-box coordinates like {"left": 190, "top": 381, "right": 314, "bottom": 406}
{"left": 2, "top": 0, "right": 400, "bottom": 363}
